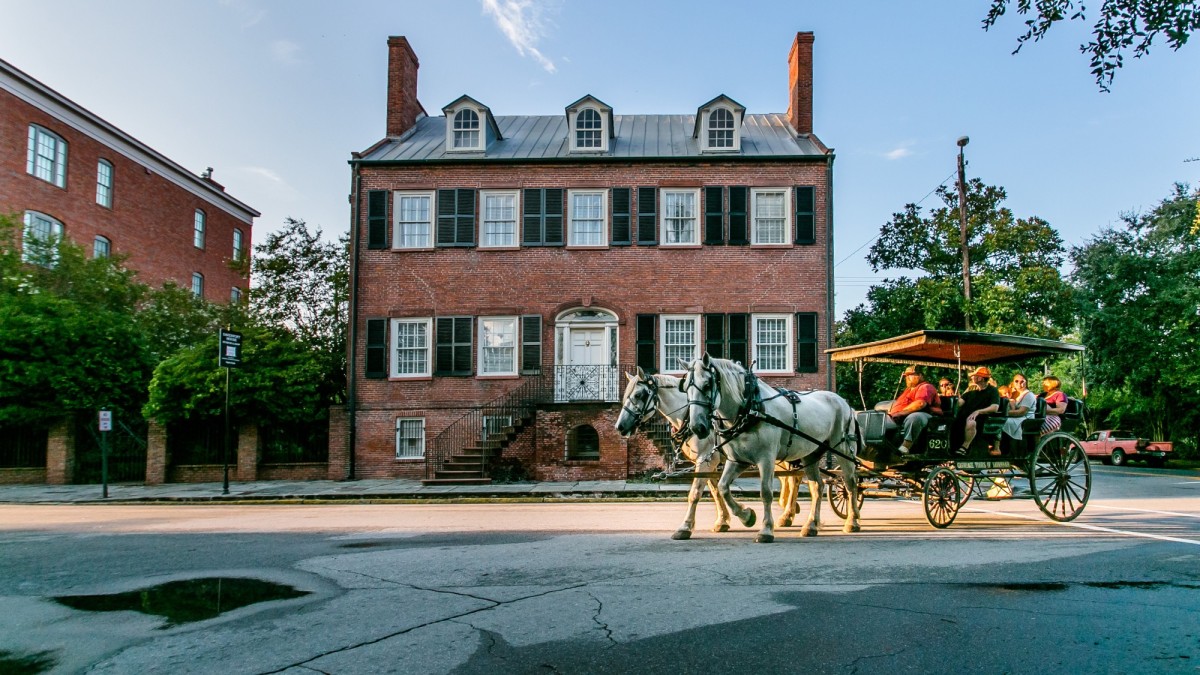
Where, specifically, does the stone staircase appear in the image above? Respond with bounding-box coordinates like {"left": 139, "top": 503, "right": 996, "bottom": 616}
{"left": 422, "top": 411, "right": 536, "bottom": 485}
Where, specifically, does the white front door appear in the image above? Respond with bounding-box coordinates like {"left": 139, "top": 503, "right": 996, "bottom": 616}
{"left": 556, "top": 326, "right": 617, "bottom": 401}
{"left": 569, "top": 328, "right": 605, "bottom": 366}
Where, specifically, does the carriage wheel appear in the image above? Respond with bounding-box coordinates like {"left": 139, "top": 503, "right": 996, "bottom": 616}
{"left": 828, "top": 475, "right": 866, "bottom": 520}
{"left": 923, "top": 467, "right": 962, "bottom": 529}
{"left": 956, "top": 473, "right": 977, "bottom": 507}
{"left": 1029, "top": 432, "right": 1092, "bottom": 522}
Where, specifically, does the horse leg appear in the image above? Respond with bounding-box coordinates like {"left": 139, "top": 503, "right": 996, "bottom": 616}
{"left": 778, "top": 475, "right": 797, "bottom": 528}
{"left": 800, "top": 463, "right": 823, "bottom": 537}
{"left": 672, "top": 477, "right": 705, "bottom": 540}
{"left": 755, "top": 459, "right": 777, "bottom": 543}
{"left": 707, "top": 478, "right": 731, "bottom": 532}
{"left": 715, "top": 461, "right": 756, "bottom": 529}
{"left": 838, "top": 455, "right": 862, "bottom": 533}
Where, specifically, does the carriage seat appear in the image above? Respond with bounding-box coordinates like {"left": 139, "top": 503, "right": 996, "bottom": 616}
{"left": 874, "top": 400, "right": 893, "bottom": 413}
{"left": 976, "top": 397, "right": 1010, "bottom": 437}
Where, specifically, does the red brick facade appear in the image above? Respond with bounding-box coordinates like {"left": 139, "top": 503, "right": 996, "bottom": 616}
{"left": 0, "top": 58, "right": 258, "bottom": 301}
{"left": 347, "top": 33, "right": 834, "bottom": 481}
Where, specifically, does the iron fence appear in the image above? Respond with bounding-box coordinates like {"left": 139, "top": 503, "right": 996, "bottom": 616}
{"left": 0, "top": 424, "right": 48, "bottom": 468}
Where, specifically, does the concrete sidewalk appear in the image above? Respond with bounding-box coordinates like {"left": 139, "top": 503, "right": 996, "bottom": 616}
{"left": 0, "top": 476, "right": 787, "bottom": 504}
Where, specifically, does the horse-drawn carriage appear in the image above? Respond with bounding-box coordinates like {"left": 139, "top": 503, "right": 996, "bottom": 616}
{"left": 826, "top": 330, "right": 1091, "bottom": 528}
{"left": 617, "top": 330, "right": 1091, "bottom": 540}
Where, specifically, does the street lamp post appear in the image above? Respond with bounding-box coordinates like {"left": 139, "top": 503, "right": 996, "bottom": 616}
{"left": 956, "top": 136, "right": 971, "bottom": 331}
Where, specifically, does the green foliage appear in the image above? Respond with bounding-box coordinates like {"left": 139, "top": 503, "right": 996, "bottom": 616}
{"left": 143, "top": 323, "right": 330, "bottom": 428}
{"left": 1072, "top": 183, "right": 1200, "bottom": 454}
{"left": 249, "top": 218, "right": 348, "bottom": 403}
{"left": 0, "top": 215, "right": 152, "bottom": 426}
{"left": 836, "top": 180, "right": 1075, "bottom": 405}
{"left": 983, "top": 0, "right": 1200, "bottom": 91}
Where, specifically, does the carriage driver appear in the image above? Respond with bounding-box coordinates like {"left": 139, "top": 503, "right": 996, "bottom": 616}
{"left": 885, "top": 365, "right": 939, "bottom": 454}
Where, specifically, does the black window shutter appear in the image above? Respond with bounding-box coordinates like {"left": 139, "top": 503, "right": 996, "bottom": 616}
{"left": 728, "top": 313, "right": 749, "bottom": 367}
{"left": 796, "top": 312, "right": 818, "bottom": 373}
{"left": 365, "top": 318, "right": 387, "bottom": 378}
{"left": 703, "top": 187, "right": 724, "bottom": 245}
{"left": 544, "top": 189, "right": 564, "bottom": 245}
{"left": 728, "top": 187, "right": 748, "bottom": 245}
{"left": 436, "top": 190, "right": 458, "bottom": 246}
{"left": 523, "top": 189, "right": 544, "bottom": 245}
{"left": 435, "top": 317, "right": 474, "bottom": 376}
{"left": 636, "top": 187, "right": 657, "bottom": 245}
{"left": 704, "top": 314, "right": 726, "bottom": 359}
{"left": 636, "top": 314, "right": 657, "bottom": 373}
{"left": 456, "top": 189, "right": 476, "bottom": 246}
{"left": 453, "top": 317, "right": 473, "bottom": 374}
{"left": 367, "top": 191, "right": 388, "bottom": 249}
{"left": 521, "top": 315, "right": 542, "bottom": 374}
{"left": 795, "top": 186, "right": 816, "bottom": 245}
{"left": 611, "top": 188, "right": 631, "bottom": 245}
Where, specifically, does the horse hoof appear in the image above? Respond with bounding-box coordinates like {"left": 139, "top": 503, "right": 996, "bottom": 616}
{"left": 755, "top": 534, "right": 775, "bottom": 544}
{"left": 779, "top": 517, "right": 794, "bottom": 528}
{"left": 846, "top": 523, "right": 861, "bottom": 533}
{"left": 671, "top": 530, "right": 692, "bottom": 540}
{"left": 713, "top": 523, "right": 730, "bottom": 533}
{"left": 742, "top": 510, "right": 757, "bottom": 528}
{"left": 802, "top": 527, "right": 818, "bottom": 537}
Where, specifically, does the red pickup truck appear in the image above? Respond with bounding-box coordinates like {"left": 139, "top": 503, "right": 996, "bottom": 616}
{"left": 1080, "top": 430, "right": 1174, "bottom": 467}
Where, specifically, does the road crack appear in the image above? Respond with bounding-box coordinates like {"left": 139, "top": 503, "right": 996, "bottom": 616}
{"left": 588, "top": 592, "right": 618, "bottom": 648}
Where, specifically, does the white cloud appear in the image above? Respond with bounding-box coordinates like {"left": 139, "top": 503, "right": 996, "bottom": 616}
{"left": 481, "top": 0, "right": 557, "bottom": 73}
{"left": 885, "top": 143, "right": 915, "bottom": 160}
{"left": 270, "top": 40, "right": 302, "bottom": 65}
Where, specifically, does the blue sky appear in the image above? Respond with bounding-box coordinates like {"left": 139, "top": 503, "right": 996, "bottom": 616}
{"left": 4, "top": 0, "right": 1197, "bottom": 315}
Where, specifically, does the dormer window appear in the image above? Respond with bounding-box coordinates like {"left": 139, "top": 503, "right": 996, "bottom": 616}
{"left": 452, "top": 109, "right": 481, "bottom": 149}
{"left": 576, "top": 108, "right": 603, "bottom": 149}
{"left": 708, "top": 108, "right": 735, "bottom": 149}
{"left": 695, "top": 95, "right": 745, "bottom": 152}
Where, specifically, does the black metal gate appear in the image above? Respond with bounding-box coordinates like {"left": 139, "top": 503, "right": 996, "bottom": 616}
{"left": 0, "top": 424, "right": 48, "bottom": 468}
{"left": 74, "top": 414, "right": 147, "bottom": 484}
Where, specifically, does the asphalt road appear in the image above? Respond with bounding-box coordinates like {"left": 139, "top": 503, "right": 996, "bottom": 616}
{"left": 1, "top": 466, "right": 1198, "bottom": 674}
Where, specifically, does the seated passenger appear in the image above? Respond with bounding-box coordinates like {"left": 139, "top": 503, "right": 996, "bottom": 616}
{"left": 999, "top": 373, "right": 1038, "bottom": 456}
{"left": 938, "top": 378, "right": 956, "bottom": 397}
{"left": 952, "top": 367, "right": 1001, "bottom": 456}
{"left": 885, "top": 366, "right": 938, "bottom": 454}
{"left": 1040, "top": 375, "right": 1068, "bottom": 434}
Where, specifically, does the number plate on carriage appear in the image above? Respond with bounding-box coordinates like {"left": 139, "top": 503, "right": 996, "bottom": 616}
{"left": 926, "top": 437, "right": 948, "bottom": 452}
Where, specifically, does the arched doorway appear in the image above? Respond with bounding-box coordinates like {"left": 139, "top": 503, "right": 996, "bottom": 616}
{"left": 554, "top": 308, "right": 619, "bottom": 401}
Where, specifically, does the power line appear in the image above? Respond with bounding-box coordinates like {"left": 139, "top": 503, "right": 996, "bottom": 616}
{"left": 835, "top": 168, "right": 955, "bottom": 267}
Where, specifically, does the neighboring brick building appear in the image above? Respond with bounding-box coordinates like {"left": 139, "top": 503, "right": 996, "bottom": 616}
{"left": 0, "top": 57, "right": 258, "bottom": 301}
{"left": 346, "top": 33, "right": 835, "bottom": 483}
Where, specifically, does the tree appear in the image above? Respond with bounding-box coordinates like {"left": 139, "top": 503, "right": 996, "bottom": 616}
{"left": 249, "top": 218, "right": 349, "bottom": 402}
{"left": 0, "top": 215, "right": 153, "bottom": 426}
{"left": 836, "top": 179, "right": 1076, "bottom": 405}
{"left": 983, "top": 0, "right": 1200, "bottom": 91}
{"left": 1071, "top": 183, "right": 1200, "bottom": 453}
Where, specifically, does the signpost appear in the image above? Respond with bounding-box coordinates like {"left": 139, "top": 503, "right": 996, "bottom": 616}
{"left": 218, "top": 329, "right": 242, "bottom": 495}
{"left": 98, "top": 410, "right": 112, "bottom": 498}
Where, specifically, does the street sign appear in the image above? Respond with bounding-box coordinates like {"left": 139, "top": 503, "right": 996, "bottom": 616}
{"left": 98, "top": 410, "right": 112, "bottom": 432}
{"left": 219, "top": 329, "right": 242, "bottom": 368}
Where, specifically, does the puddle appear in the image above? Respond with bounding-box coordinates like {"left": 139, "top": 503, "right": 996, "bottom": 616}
{"left": 54, "top": 577, "right": 309, "bottom": 627}
{"left": 0, "top": 649, "right": 56, "bottom": 674}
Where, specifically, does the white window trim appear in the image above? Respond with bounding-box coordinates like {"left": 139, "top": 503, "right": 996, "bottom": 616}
{"left": 478, "top": 316, "right": 519, "bottom": 376}
{"left": 395, "top": 417, "right": 426, "bottom": 459}
{"left": 96, "top": 159, "right": 114, "bottom": 208}
{"left": 752, "top": 313, "right": 794, "bottom": 374}
{"left": 478, "top": 190, "right": 520, "bottom": 249}
{"left": 22, "top": 211, "right": 64, "bottom": 264}
{"left": 750, "top": 188, "right": 792, "bottom": 245}
{"left": 232, "top": 228, "right": 244, "bottom": 261}
{"left": 571, "top": 107, "right": 608, "bottom": 152}
{"left": 389, "top": 317, "right": 433, "bottom": 378}
{"left": 231, "top": 287, "right": 242, "bottom": 303}
{"left": 191, "top": 272, "right": 204, "bottom": 298}
{"left": 702, "top": 105, "right": 741, "bottom": 152}
{"left": 93, "top": 235, "right": 111, "bottom": 259}
{"left": 445, "top": 106, "right": 485, "bottom": 152}
{"left": 194, "top": 209, "right": 206, "bottom": 249}
{"left": 391, "top": 190, "right": 435, "bottom": 249}
{"left": 659, "top": 188, "right": 701, "bottom": 246}
{"left": 659, "top": 314, "right": 700, "bottom": 374}
{"left": 27, "top": 125, "right": 68, "bottom": 188}
{"left": 567, "top": 189, "right": 608, "bottom": 247}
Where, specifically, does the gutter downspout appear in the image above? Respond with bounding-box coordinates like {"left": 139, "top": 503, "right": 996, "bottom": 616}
{"left": 345, "top": 160, "right": 363, "bottom": 480}
{"left": 825, "top": 152, "right": 836, "bottom": 391}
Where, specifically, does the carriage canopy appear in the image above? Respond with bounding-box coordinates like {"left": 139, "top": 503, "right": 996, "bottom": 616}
{"left": 825, "top": 330, "right": 1084, "bottom": 369}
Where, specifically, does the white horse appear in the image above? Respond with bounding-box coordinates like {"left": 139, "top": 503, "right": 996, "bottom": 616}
{"left": 615, "top": 368, "right": 803, "bottom": 539}
{"left": 684, "top": 353, "right": 863, "bottom": 543}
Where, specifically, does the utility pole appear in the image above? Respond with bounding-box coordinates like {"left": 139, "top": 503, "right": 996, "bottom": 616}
{"left": 957, "top": 136, "right": 972, "bottom": 331}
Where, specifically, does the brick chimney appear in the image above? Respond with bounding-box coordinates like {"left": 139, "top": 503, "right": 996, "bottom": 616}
{"left": 787, "top": 32, "right": 814, "bottom": 135}
{"left": 386, "top": 36, "right": 422, "bottom": 138}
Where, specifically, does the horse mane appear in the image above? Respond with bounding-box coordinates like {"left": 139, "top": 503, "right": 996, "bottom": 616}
{"left": 707, "top": 357, "right": 748, "bottom": 411}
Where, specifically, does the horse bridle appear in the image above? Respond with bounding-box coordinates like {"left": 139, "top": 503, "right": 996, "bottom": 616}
{"left": 684, "top": 361, "right": 722, "bottom": 418}
{"left": 620, "top": 375, "right": 662, "bottom": 433}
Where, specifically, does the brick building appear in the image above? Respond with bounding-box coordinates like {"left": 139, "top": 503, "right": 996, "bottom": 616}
{"left": 344, "top": 33, "right": 835, "bottom": 483}
{"left": 0, "top": 57, "right": 258, "bottom": 301}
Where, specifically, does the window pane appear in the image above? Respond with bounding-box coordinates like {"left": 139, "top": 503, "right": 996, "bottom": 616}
{"left": 93, "top": 236, "right": 110, "bottom": 259}
{"left": 396, "top": 195, "right": 431, "bottom": 248}
{"left": 708, "top": 108, "right": 734, "bottom": 148}
{"left": 453, "top": 109, "right": 480, "bottom": 148}
{"left": 395, "top": 419, "right": 425, "bottom": 459}
{"left": 191, "top": 273, "right": 204, "bottom": 297}
{"left": 663, "top": 191, "right": 696, "bottom": 244}
{"left": 576, "top": 109, "right": 602, "bottom": 148}
{"left": 571, "top": 193, "right": 603, "bottom": 245}
{"left": 194, "top": 210, "right": 206, "bottom": 248}
{"left": 233, "top": 229, "right": 244, "bottom": 260}
{"left": 663, "top": 318, "right": 696, "bottom": 368}
{"left": 96, "top": 161, "right": 113, "bottom": 207}
{"left": 754, "top": 191, "right": 787, "bottom": 244}
{"left": 481, "top": 318, "right": 516, "bottom": 374}
{"left": 394, "top": 321, "right": 430, "bottom": 375}
{"left": 755, "top": 318, "right": 788, "bottom": 371}
{"left": 483, "top": 194, "right": 516, "bottom": 246}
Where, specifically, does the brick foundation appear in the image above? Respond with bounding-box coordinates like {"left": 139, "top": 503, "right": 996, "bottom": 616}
{"left": 44, "top": 418, "right": 74, "bottom": 485}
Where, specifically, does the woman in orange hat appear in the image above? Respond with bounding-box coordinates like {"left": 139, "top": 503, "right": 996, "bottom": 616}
{"left": 952, "top": 366, "right": 1001, "bottom": 455}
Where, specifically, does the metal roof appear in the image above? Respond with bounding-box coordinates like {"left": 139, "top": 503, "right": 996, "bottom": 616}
{"left": 826, "top": 330, "right": 1085, "bottom": 368}
{"left": 358, "top": 113, "right": 828, "bottom": 162}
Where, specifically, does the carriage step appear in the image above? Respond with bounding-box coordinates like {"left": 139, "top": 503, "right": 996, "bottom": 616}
{"left": 421, "top": 477, "right": 493, "bottom": 486}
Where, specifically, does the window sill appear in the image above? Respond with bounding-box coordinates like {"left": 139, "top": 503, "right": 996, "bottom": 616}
{"left": 394, "top": 457, "right": 425, "bottom": 462}
{"left": 476, "top": 374, "right": 519, "bottom": 380}
{"left": 391, "top": 246, "right": 435, "bottom": 252}
{"left": 389, "top": 375, "right": 433, "bottom": 382}
{"left": 565, "top": 244, "right": 609, "bottom": 250}
{"left": 750, "top": 243, "right": 793, "bottom": 249}
{"left": 658, "top": 243, "right": 702, "bottom": 249}
{"left": 478, "top": 245, "right": 520, "bottom": 251}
